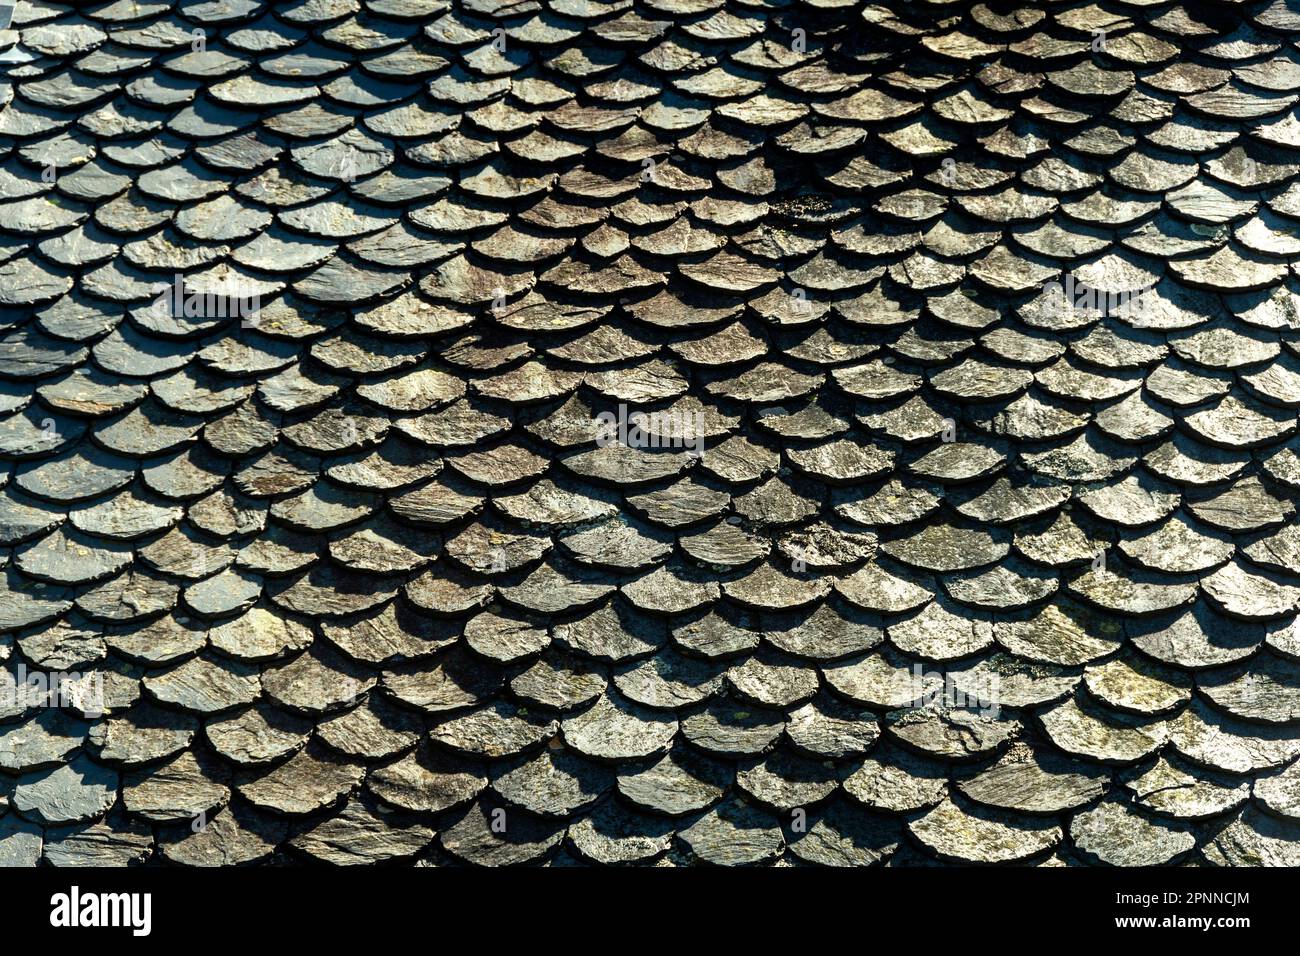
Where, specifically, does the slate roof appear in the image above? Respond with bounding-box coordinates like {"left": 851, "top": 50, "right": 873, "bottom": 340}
{"left": 2, "top": 0, "right": 1300, "bottom": 868}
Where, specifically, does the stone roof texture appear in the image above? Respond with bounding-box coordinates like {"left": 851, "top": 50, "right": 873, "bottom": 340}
{"left": 2, "top": 0, "right": 1300, "bottom": 866}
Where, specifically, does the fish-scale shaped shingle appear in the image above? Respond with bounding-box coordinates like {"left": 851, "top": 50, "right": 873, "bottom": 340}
{"left": 1071, "top": 799, "right": 1195, "bottom": 866}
